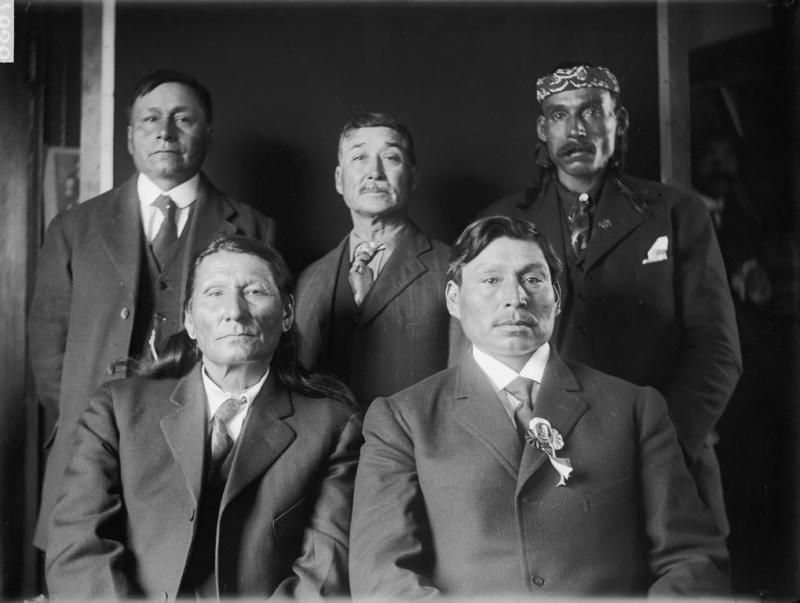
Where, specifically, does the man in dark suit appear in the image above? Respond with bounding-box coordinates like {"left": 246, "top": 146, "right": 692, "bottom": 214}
{"left": 350, "top": 216, "right": 729, "bottom": 597}
{"left": 28, "top": 69, "right": 277, "bottom": 550}
{"left": 46, "top": 235, "right": 361, "bottom": 599}
{"left": 481, "top": 62, "right": 741, "bottom": 534}
{"left": 294, "top": 113, "right": 454, "bottom": 408}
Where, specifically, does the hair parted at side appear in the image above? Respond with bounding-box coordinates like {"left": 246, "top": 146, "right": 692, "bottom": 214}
{"left": 127, "top": 68, "right": 214, "bottom": 124}
{"left": 447, "top": 216, "right": 564, "bottom": 286}
{"left": 338, "top": 112, "right": 417, "bottom": 167}
{"left": 137, "top": 234, "right": 355, "bottom": 407}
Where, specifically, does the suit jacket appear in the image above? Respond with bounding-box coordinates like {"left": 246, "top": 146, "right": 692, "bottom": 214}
{"left": 294, "top": 221, "right": 454, "bottom": 407}
{"left": 28, "top": 173, "right": 277, "bottom": 549}
{"left": 350, "top": 350, "right": 729, "bottom": 597}
{"left": 483, "top": 175, "right": 741, "bottom": 530}
{"left": 45, "top": 363, "right": 363, "bottom": 600}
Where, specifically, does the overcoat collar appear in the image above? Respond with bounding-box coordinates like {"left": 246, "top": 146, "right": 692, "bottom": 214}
{"left": 160, "top": 363, "right": 296, "bottom": 509}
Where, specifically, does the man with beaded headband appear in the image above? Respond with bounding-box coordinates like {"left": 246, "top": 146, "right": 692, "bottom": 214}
{"left": 482, "top": 61, "right": 741, "bottom": 536}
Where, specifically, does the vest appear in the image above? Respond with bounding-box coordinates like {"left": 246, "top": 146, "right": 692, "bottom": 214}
{"left": 326, "top": 241, "right": 361, "bottom": 386}
{"left": 131, "top": 206, "right": 196, "bottom": 361}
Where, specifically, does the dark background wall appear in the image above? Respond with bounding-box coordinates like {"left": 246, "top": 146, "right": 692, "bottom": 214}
{"left": 113, "top": 1, "right": 659, "bottom": 272}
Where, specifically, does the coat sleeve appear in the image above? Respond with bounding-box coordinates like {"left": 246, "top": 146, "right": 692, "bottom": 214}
{"left": 28, "top": 212, "right": 73, "bottom": 423}
{"left": 274, "top": 411, "right": 364, "bottom": 598}
{"left": 636, "top": 386, "right": 730, "bottom": 595}
{"left": 664, "top": 194, "right": 741, "bottom": 459}
{"left": 45, "top": 383, "right": 142, "bottom": 599}
{"left": 349, "top": 397, "right": 441, "bottom": 598}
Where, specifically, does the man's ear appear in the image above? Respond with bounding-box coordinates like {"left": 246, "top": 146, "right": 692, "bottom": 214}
{"left": 127, "top": 125, "right": 134, "bottom": 156}
{"left": 536, "top": 115, "right": 547, "bottom": 143}
{"left": 553, "top": 280, "right": 562, "bottom": 316}
{"left": 184, "top": 310, "right": 197, "bottom": 340}
{"left": 282, "top": 295, "right": 295, "bottom": 333}
{"left": 334, "top": 165, "right": 343, "bottom": 196}
{"left": 445, "top": 281, "right": 461, "bottom": 319}
{"left": 615, "top": 106, "right": 629, "bottom": 137}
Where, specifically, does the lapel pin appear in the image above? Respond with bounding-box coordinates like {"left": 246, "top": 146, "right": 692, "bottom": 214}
{"left": 598, "top": 219, "right": 612, "bottom": 230}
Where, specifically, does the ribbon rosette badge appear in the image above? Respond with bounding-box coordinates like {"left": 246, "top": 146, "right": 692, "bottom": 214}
{"left": 525, "top": 417, "right": 573, "bottom": 486}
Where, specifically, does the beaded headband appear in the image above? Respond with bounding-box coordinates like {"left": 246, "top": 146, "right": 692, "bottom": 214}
{"left": 536, "top": 64, "right": 620, "bottom": 103}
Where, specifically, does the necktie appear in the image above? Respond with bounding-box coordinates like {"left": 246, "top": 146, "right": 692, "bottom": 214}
{"left": 209, "top": 396, "right": 247, "bottom": 475}
{"left": 151, "top": 194, "right": 178, "bottom": 270}
{"left": 505, "top": 376, "right": 537, "bottom": 438}
{"left": 568, "top": 192, "right": 592, "bottom": 257}
{"left": 349, "top": 241, "right": 385, "bottom": 306}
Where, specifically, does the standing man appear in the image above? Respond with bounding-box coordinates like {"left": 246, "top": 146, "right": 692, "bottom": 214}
{"left": 482, "top": 62, "right": 741, "bottom": 533}
{"left": 350, "top": 217, "right": 729, "bottom": 597}
{"left": 29, "top": 69, "right": 277, "bottom": 550}
{"left": 46, "top": 236, "right": 361, "bottom": 599}
{"left": 294, "top": 113, "right": 455, "bottom": 408}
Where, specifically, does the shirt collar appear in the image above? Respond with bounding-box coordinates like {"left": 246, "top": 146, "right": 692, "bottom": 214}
{"left": 472, "top": 342, "right": 550, "bottom": 392}
{"left": 349, "top": 220, "right": 408, "bottom": 261}
{"left": 201, "top": 364, "right": 270, "bottom": 418}
{"left": 137, "top": 172, "right": 200, "bottom": 210}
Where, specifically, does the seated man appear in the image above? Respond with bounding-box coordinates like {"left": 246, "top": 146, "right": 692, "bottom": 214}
{"left": 46, "top": 235, "right": 362, "bottom": 600}
{"left": 350, "top": 216, "right": 729, "bottom": 597}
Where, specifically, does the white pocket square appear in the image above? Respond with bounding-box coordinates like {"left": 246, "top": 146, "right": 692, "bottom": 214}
{"left": 642, "top": 235, "right": 669, "bottom": 264}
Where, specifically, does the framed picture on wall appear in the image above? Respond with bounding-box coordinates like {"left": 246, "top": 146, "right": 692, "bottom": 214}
{"left": 43, "top": 146, "right": 80, "bottom": 228}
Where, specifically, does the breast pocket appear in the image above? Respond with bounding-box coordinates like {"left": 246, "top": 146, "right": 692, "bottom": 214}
{"left": 581, "top": 474, "right": 636, "bottom": 513}
{"left": 272, "top": 495, "right": 310, "bottom": 541}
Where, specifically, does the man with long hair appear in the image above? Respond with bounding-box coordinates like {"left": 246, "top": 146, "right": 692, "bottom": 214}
{"left": 46, "top": 235, "right": 360, "bottom": 599}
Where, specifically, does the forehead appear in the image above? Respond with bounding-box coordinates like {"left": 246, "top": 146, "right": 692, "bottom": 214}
{"left": 194, "top": 250, "right": 276, "bottom": 283}
{"left": 541, "top": 87, "right": 615, "bottom": 112}
{"left": 131, "top": 82, "right": 205, "bottom": 115}
{"left": 467, "top": 237, "right": 549, "bottom": 271}
{"left": 339, "top": 126, "right": 408, "bottom": 153}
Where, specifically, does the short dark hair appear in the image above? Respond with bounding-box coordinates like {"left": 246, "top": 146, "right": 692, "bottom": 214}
{"left": 338, "top": 112, "right": 417, "bottom": 167}
{"left": 127, "top": 69, "right": 213, "bottom": 124}
{"left": 139, "top": 235, "right": 354, "bottom": 407}
{"left": 447, "top": 216, "right": 564, "bottom": 286}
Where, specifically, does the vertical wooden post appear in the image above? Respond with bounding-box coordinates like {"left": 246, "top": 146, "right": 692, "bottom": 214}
{"left": 80, "top": 0, "right": 115, "bottom": 201}
{"left": 657, "top": 0, "right": 691, "bottom": 188}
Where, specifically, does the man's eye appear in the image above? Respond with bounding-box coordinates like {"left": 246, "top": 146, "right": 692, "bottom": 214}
{"left": 351, "top": 154, "right": 365, "bottom": 162}
{"left": 482, "top": 277, "right": 499, "bottom": 285}
{"left": 383, "top": 154, "right": 402, "bottom": 164}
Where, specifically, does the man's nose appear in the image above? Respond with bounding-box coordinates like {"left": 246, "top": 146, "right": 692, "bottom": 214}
{"left": 366, "top": 155, "right": 386, "bottom": 178}
{"left": 157, "top": 118, "right": 177, "bottom": 141}
{"left": 222, "top": 292, "right": 248, "bottom": 320}
{"left": 502, "top": 280, "right": 528, "bottom": 307}
{"left": 567, "top": 114, "right": 586, "bottom": 137}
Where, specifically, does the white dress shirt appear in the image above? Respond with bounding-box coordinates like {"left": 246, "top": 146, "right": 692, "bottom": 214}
{"left": 472, "top": 343, "right": 550, "bottom": 424}
{"left": 200, "top": 365, "right": 270, "bottom": 442}
{"left": 137, "top": 172, "right": 200, "bottom": 241}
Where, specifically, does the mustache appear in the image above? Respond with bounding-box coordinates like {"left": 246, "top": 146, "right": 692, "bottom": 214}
{"left": 558, "top": 141, "right": 595, "bottom": 157}
{"left": 493, "top": 313, "right": 536, "bottom": 328}
{"left": 360, "top": 182, "right": 390, "bottom": 193}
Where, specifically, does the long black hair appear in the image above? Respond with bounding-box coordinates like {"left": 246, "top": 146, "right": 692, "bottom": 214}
{"left": 136, "top": 235, "right": 354, "bottom": 407}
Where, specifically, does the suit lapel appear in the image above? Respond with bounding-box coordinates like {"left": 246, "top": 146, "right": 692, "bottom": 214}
{"left": 221, "top": 372, "right": 296, "bottom": 509}
{"left": 516, "top": 350, "right": 587, "bottom": 493}
{"left": 96, "top": 177, "right": 142, "bottom": 289}
{"left": 358, "top": 223, "right": 430, "bottom": 326}
{"left": 584, "top": 178, "right": 645, "bottom": 272}
{"left": 181, "top": 174, "right": 238, "bottom": 306}
{"left": 452, "top": 354, "right": 523, "bottom": 480}
{"left": 160, "top": 364, "right": 208, "bottom": 506}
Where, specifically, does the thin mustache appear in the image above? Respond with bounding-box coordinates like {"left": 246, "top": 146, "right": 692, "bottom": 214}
{"left": 558, "top": 142, "right": 594, "bottom": 157}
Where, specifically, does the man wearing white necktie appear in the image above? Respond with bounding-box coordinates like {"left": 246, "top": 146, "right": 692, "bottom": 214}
{"left": 350, "top": 216, "right": 729, "bottom": 597}
{"left": 294, "top": 113, "right": 458, "bottom": 409}
{"left": 28, "top": 69, "right": 278, "bottom": 552}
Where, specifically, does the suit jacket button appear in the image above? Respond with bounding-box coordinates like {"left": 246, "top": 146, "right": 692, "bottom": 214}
{"left": 120, "top": 307, "right": 130, "bottom": 320}
{"left": 189, "top": 509, "right": 195, "bottom": 522}
{"left": 106, "top": 363, "right": 115, "bottom": 375}
{"left": 161, "top": 591, "right": 169, "bottom": 601}
{"left": 158, "top": 281, "right": 168, "bottom": 290}
{"left": 531, "top": 575, "right": 545, "bottom": 587}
